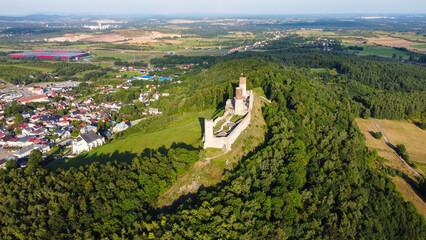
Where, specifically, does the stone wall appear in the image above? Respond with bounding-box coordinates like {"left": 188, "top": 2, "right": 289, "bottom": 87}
{"left": 203, "top": 90, "right": 254, "bottom": 150}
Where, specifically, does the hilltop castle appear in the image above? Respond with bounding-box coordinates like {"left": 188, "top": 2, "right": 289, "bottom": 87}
{"left": 203, "top": 76, "right": 253, "bottom": 150}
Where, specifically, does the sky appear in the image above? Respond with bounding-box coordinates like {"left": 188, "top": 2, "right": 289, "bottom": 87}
{"left": 0, "top": 0, "right": 425, "bottom": 16}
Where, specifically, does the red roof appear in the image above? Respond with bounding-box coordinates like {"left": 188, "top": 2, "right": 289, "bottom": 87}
{"left": 18, "top": 95, "right": 48, "bottom": 103}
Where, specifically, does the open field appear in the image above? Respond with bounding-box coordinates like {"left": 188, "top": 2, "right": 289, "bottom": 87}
{"left": 157, "top": 91, "right": 267, "bottom": 206}
{"left": 392, "top": 177, "right": 426, "bottom": 218}
{"left": 375, "top": 119, "right": 426, "bottom": 167}
{"left": 296, "top": 29, "right": 426, "bottom": 54}
{"left": 411, "top": 44, "right": 426, "bottom": 49}
{"left": 366, "top": 36, "right": 426, "bottom": 53}
{"left": 356, "top": 118, "right": 426, "bottom": 217}
{"left": 47, "top": 111, "right": 214, "bottom": 170}
{"left": 357, "top": 46, "right": 410, "bottom": 58}
{"left": 0, "top": 64, "right": 54, "bottom": 72}
{"left": 355, "top": 118, "right": 422, "bottom": 177}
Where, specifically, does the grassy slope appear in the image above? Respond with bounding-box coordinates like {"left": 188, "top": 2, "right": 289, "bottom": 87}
{"left": 355, "top": 118, "right": 425, "bottom": 176}
{"left": 355, "top": 118, "right": 426, "bottom": 218}
{"left": 47, "top": 110, "right": 214, "bottom": 170}
{"left": 375, "top": 119, "right": 426, "bottom": 167}
{"left": 392, "top": 177, "right": 426, "bottom": 218}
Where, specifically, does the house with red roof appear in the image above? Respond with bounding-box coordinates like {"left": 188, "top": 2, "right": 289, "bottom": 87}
{"left": 18, "top": 95, "right": 49, "bottom": 104}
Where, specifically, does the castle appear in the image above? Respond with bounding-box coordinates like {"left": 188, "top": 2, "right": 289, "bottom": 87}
{"left": 203, "top": 76, "right": 253, "bottom": 150}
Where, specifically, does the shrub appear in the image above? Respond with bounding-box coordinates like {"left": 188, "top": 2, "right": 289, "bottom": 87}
{"left": 374, "top": 132, "right": 382, "bottom": 139}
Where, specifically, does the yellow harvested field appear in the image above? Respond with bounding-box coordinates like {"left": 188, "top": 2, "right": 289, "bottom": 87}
{"left": 355, "top": 118, "right": 415, "bottom": 177}
{"left": 356, "top": 118, "right": 426, "bottom": 217}
{"left": 366, "top": 36, "right": 426, "bottom": 52}
{"left": 392, "top": 177, "right": 426, "bottom": 218}
{"left": 375, "top": 119, "right": 426, "bottom": 164}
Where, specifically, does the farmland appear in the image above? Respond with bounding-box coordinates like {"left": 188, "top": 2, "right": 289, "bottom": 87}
{"left": 355, "top": 118, "right": 425, "bottom": 176}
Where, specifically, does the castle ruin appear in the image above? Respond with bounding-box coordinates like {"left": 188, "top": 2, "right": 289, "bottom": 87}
{"left": 203, "top": 76, "right": 253, "bottom": 150}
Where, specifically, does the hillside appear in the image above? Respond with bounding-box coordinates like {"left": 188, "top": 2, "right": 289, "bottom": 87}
{"left": 0, "top": 49, "right": 425, "bottom": 239}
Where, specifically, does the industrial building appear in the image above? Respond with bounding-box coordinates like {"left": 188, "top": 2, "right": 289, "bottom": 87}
{"left": 9, "top": 49, "right": 89, "bottom": 60}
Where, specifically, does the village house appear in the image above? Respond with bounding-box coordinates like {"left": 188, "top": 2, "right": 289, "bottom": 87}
{"left": 14, "top": 144, "right": 51, "bottom": 159}
{"left": 112, "top": 122, "right": 129, "bottom": 133}
{"left": 72, "top": 130, "right": 105, "bottom": 155}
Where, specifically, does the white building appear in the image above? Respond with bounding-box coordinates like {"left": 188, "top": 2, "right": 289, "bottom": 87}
{"left": 112, "top": 122, "right": 129, "bottom": 133}
{"left": 72, "top": 131, "right": 105, "bottom": 155}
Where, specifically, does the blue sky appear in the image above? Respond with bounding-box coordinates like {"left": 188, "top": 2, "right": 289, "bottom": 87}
{"left": 1, "top": 0, "right": 425, "bottom": 15}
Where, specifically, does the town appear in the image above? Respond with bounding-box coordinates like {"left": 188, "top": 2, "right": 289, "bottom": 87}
{"left": 0, "top": 63, "right": 181, "bottom": 168}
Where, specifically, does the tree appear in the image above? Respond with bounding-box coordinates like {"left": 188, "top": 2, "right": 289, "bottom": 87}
{"left": 396, "top": 144, "right": 410, "bottom": 161}
{"left": 5, "top": 160, "right": 18, "bottom": 170}
{"left": 27, "top": 149, "right": 44, "bottom": 168}
{"left": 374, "top": 132, "right": 382, "bottom": 139}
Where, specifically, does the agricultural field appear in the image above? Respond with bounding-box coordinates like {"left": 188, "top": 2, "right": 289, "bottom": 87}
{"left": 355, "top": 46, "right": 410, "bottom": 58}
{"left": 355, "top": 118, "right": 425, "bottom": 175}
{"left": 375, "top": 119, "right": 426, "bottom": 170}
{"left": 411, "top": 44, "right": 426, "bottom": 49}
{"left": 355, "top": 118, "right": 426, "bottom": 218}
{"left": 296, "top": 28, "right": 426, "bottom": 54}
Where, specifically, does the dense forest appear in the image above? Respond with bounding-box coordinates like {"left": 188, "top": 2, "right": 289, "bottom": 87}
{"left": 0, "top": 42, "right": 425, "bottom": 239}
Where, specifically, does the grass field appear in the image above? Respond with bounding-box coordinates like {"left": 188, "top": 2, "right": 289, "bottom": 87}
{"left": 356, "top": 118, "right": 426, "bottom": 217}
{"left": 411, "top": 44, "right": 426, "bottom": 49}
{"left": 0, "top": 64, "right": 54, "bottom": 72}
{"left": 47, "top": 110, "right": 215, "bottom": 170}
{"left": 375, "top": 119, "right": 426, "bottom": 168}
{"left": 392, "top": 177, "right": 426, "bottom": 218}
{"left": 355, "top": 118, "right": 425, "bottom": 175}
{"left": 356, "top": 46, "right": 410, "bottom": 58}
{"left": 157, "top": 91, "right": 268, "bottom": 206}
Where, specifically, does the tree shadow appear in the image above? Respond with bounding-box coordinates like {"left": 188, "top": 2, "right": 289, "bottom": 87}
{"left": 47, "top": 150, "right": 138, "bottom": 171}
{"left": 368, "top": 131, "right": 376, "bottom": 138}
{"left": 413, "top": 122, "right": 425, "bottom": 130}
{"left": 198, "top": 117, "right": 205, "bottom": 138}
{"left": 386, "top": 141, "right": 397, "bottom": 151}
{"left": 385, "top": 166, "right": 426, "bottom": 202}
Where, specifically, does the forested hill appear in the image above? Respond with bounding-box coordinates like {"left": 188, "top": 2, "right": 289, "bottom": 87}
{"left": 0, "top": 52, "right": 425, "bottom": 239}
{"left": 144, "top": 63, "right": 426, "bottom": 239}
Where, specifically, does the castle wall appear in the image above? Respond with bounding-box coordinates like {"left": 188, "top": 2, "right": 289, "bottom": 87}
{"left": 203, "top": 107, "right": 252, "bottom": 150}
{"left": 203, "top": 82, "right": 254, "bottom": 150}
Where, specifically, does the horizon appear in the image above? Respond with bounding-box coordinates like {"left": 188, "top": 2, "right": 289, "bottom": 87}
{"left": 1, "top": 0, "right": 425, "bottom": 16}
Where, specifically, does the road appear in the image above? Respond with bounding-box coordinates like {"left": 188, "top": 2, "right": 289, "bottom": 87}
{"left": 372, "top": 119, "right": 422, "bottom": 177}
{"left": 0, "top": 78, "right": 33, "bottom": 98}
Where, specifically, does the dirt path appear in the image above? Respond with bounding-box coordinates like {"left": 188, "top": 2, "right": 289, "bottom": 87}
{"left": 372, "top": 119, "right": 422, "bottom": 177}
{"left": 260, "top": 95, "right": 271, "bottom": 104}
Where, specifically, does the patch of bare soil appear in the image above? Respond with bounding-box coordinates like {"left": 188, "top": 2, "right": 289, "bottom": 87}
{"left": 48, "top": 34, "right": 93, "bottom": 42}
{"left": 84, "top": 34, "right": 128, "bottom": 42}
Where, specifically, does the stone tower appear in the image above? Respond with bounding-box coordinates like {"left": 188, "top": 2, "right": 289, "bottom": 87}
{"left": 234, "top": 87, "right": 246, "bottom": 115}
{"left": 204, "top": 119, "right": 214, "bottom": 139}
{"left": 239, "top": 77, "right": 247, "bottom": 98}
